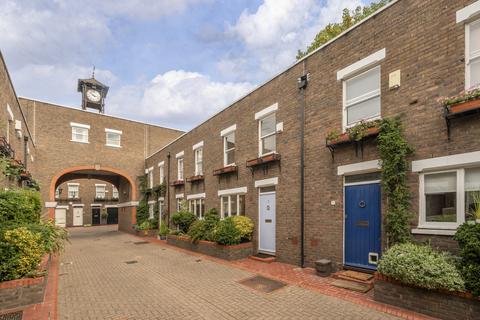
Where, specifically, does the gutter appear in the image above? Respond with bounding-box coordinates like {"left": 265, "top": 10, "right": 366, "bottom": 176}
{"left": 166, "top": 152, "right": 171, "bottom": 227}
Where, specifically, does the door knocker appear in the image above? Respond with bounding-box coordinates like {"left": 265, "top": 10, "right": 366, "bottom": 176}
{"left": 266, "top": 205, "right": 270, "bottom": 211}
{"left": 359, "top": 200, "right": 366, "bottom": 208}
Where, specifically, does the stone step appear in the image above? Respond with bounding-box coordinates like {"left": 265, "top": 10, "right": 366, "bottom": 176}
{"left": 331, "top": 279, "right": 372, "bottom": 293}
{"left": 333, "top": 270, "right": 374, "bottom": 285}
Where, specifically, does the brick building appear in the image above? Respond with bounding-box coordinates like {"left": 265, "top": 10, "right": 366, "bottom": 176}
{"left": 1, "top": 0, "right": 480, "bottom": 271}
{"left": 146, "top": 0, "right": 480, "bottom": 268}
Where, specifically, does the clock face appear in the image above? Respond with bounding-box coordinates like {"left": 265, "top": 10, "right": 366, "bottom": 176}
{"left": 86, "top": 89, "right": 101, "bottom": 103}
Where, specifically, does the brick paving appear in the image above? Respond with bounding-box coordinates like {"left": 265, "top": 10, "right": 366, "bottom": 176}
{"left": 57, "top": 226, "right": 404, "bottom": 320}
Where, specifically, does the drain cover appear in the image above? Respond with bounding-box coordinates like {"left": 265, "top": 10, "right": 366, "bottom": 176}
{"left": 133, "top": 241, "right": 149, "bottom": 245}
{"left": 125, "top": 260, "right": 138, "bottom": 264}
{"left": 0, "top": 311, "right": 22, "bottom": 320}
{"left": 239, "top": 275, "right": 286, "bottom": 293}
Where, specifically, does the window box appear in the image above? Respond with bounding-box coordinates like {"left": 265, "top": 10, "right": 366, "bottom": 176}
{"left": 326, "top": 127, "right": 380, "bottom": 147}
{"left": 186, "top": 175, "right": 204, "bottom": 183}
{"left": 446, "top": 98, "right": 480, "bottom": 114}
{"left": 170, "top": 180, "right": 185, "bottom": 187}
{"left": 246, "top": 153, "right": 281, "bottom": 168}
{"left": 213, "top": 165, "right": 238, "bottom": 176}
{"left": 166, "top": 235, "right": 253, "bottom": 261}
{"left": 440, "top": 88, "right": 480, "bottom": 140}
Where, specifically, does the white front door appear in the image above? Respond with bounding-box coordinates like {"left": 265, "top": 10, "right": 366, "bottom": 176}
{"left": 73, "top": 207, "right": 83, "bottom": 226}
{"left": 55, "top": 208, "right": 66, "bottom": 227}
{"left": 259, "top": 191, "right": 276, "bottom": 254}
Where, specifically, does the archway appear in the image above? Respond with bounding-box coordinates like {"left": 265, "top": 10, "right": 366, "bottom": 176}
{"left": 48, "top": 165, "right": 138, "bottom": 231}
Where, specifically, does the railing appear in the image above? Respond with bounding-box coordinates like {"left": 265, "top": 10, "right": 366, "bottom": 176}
{"left": 0, "top": 137, "right": 15, "bottom": 158}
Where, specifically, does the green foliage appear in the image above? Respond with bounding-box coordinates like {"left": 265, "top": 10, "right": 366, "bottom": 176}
{"left": 136, "top": 199, "right": 149, "bottom": 225}
{"left": 25, "top": 220, "right": 69, "bottom": 254}
{"left": 378, "top": 118, "right": 414, "bottom": 246}
{"left": 152, "top": 183, "right": 166, "bottom": 196}
{"left": 231, "top": 216, "right": 254, "bottom": 242}
{"left": 0, "top": 188, "right": 41, "bottom": 226}
{"left": 438, "top": 86, "right": 480, "bottom": 108}
{"left": 188, "top": 220, "right": 207, "bottom": 243}
{"left": 346, "top": 119, "right": 381, "bottom": 141}
{"left": 158, "top": 220, "right": 169, "bottom": 237}
{"left": 454, "top": 223, "right": 480, "bottom": 296}
{"left": 297, "top": 1, "right": 391, "bottom": 59}
{"left": 378, "top": 243, "right": 465, "bottom": 292}
{"left": 0, "top": 227, "right": 44, "bottom": 281}
{"left": 213, "top": 217, "right": 241, "bottom": 246}
{"left": 203, "top": 208, "right": 220, "bottom": 241}
{"left": 0, "top": 158, "right": 25, "bottom": 180}
{"left": 172, "top": 210, "right": 197, "bottom": 233}
{"left": 138, "top": 175, "right": 148, "bottom": 195}
{"left": 135, "top": 219, "right": 156, "bottom": 231}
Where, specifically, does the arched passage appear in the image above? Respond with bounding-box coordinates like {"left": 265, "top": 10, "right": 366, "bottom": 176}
{"left": 48, "top": 166, "right": 138, "bottom": 229}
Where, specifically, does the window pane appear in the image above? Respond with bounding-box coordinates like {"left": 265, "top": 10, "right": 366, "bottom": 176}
{"left": 226, "top": 149, "right": 235, "bottom": 165}
{"left": 470, "top": 58, "right": 480, "bottom": 88}
{"left": 225, "top": 133, "right": 235, "bottom": 149}
{"left": 72, "top": 127, "right": 88, "bottom": 142}
{"left": 260, "top": 114, "right": 276, "bottom": 136}
{"left": 465, "top": 168, "right": 480, "bottom": 221}
{"left": 470, "top": 21, "right": 480, "bottom": 57}
{"left": 346, "top": 67, "right": 380, "bottom": 102}
{"left": 107, "top": 132, "right": 120, "bottom": 146}
{"left": 262, "top": 134, "right": 276, "bottom": 154}
{"left": 425, "top": 172, "right": 457, "bottom": 223}
{"left": 239, "top": 195, "right": 245, "bottom": 216}
{"left": 231, "top": 195, "right": 237, "bottom": 216}
{"left": 201, "top": 199, "right": 205, "bottom": 219}
{"left": 347, "top": 96, "right": 380, "bottom": 125}
{"left": 196, "top": 200, "right": 201, "bottom": 219}
{"left": 222, "top": 196, "right": 229, "bottom": 217}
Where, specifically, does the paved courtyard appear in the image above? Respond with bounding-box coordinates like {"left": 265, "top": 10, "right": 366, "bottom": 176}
{"left": 58, "top": 226, "right": 400, "bottom": 320}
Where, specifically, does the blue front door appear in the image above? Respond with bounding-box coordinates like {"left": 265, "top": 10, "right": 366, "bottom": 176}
{"left": 345, "top": 183, "right": 381, "bottom": 270}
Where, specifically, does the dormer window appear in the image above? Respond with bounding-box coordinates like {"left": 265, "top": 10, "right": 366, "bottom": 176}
{"left": 70, "top": 122, "right": 89, "bottom": 143}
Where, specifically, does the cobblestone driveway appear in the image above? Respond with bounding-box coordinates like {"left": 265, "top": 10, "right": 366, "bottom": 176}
{"left": 58, "top": 226, "right": 399, "bottom": 320}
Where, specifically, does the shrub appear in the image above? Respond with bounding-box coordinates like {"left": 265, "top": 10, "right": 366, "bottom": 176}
{"left": 188, "top": 220, "right": 207, "bottom": 243}
{"left": 0, "top": 189, "right": 41, "bottom": 225}
{"left": 136, "top": 219, "right": 154, "bottom": 231}
{"left": 454, "top": 223, "right": 480, "bottom": 296}
{"left": 203, "top": 208, "right": 220, "bottom": 241}
{"left": 213, "top": 217, "right": 241, "bottom": 246}
{"left": 231, "top": 216, "right": 254, "bottom": 242}
{"left": 136, "top": 200, "right": 149, "bottom": 225}
{"left": 172, "top": 210, "right": 196, "bottom": 233}
{"left": 0, "top": 227, "right": 44, "bottom": 281}
{"left": 26, "top": 220, "right": 68, "bottom": 254}
{"left": 377, "top": 243, "right": 465, "bottom": 292}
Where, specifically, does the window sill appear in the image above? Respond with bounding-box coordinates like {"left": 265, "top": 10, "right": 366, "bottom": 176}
{"left": 105, "top": 144, "right": 121, "bottom": 148}
{"left": 411, "top": 228, "right": 456, "bottom": 236}
{"left": 70, "top": 140, "right": 89, "bottom": 144}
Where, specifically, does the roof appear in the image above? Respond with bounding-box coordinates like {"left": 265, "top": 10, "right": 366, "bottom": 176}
{"left": 77, "top": 77, "right": 110, "bottom": 95}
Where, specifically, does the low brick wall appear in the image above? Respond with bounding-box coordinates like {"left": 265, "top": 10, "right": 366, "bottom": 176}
{"left": 118, "top": 207, "right": 135, "bottom": 234}
{"left": 134, "top": 229, "right": 157, "bottom": 238}
{"left": 374, "top": 274, "right": 480, "bottom": 320}
{"left": 167, "top": 235, "right": 253, "bottom": 260}
{"left": 0, "top": 255, "right": 50, "bottom": 310}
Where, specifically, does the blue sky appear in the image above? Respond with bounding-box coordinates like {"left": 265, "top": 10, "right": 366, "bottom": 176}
{"left": 1, "top": 0, "right": 371, "bottom": 130}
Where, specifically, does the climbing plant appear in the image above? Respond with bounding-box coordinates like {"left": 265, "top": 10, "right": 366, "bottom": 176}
{"left": 377, "top": 118, "right": 414, "bottom": 246}
{"left": 297, "top": 0, "right": 391, "bottom": 59}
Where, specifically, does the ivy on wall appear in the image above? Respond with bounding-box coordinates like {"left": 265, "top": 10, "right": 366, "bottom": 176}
{"left": 377, "top": 118, "right": 414, "bottom": 246}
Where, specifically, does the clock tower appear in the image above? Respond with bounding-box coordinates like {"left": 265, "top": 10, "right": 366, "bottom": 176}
{"left": 77, "top": 69, "right": 109, "bottom": 113}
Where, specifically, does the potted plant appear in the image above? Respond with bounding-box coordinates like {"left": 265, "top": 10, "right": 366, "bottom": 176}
{"left": 439, "top": 86, "right": 480, "bottom": 113}
{"left": 158, "top": 221, "right": 169, "bottom": 240}
{"left": 467, "top": 192, "right": 480, "bottom": 224}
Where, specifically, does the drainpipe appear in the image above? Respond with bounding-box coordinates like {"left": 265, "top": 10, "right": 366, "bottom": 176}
{"left": 23, "top": 136, "right": 28, "bottom": 170}
{"left": 298, "top": 61, "right": 309, "bottom": 268}
{"left": 166, "top": 152, "right": 171, "bottom": 227}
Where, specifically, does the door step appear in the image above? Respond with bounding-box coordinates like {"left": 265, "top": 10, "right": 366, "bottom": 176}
{"left": 248, "top": 253, "right": 276, "bottom": 263}
{"left": 331, "top": 270, "right": 374, "bottom": 292}
{"left": 331, "top": 279, "right": 372, "bottom": 293}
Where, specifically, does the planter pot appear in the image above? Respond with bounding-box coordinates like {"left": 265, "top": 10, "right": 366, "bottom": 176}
{"left": 327, "top": 127, "right": 380, "bottom": 146}
{"left": 167, "top": 235, "right": 253, "bottom": 260}
{"left": 157, "top": 235, "right": 166, "bottom": 240}
{"left": 213, "top": 165, "right": 238, "bottom": 176}
{"left": 246, "top": 153, "right": 281, "bottom": 167}
{"left": 374, "top": 274, "right": 480, "bottom": 320}
{"left": 448, "top": 98, "right": 480, "bottom": 114}
{"left": 135, "top": 229, "right": 157, "bottom": 238}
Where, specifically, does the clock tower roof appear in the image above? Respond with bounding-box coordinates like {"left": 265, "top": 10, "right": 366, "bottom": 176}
{"left": 77, "top": 77, "right": 109, "bottom": 95}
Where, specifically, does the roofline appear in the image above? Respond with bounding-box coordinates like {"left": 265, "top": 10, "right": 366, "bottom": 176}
{"left": 18, "top": 96, "right": 184, "bottom": 133}
{"left": 0, "top": 51, "right": 36, "bottom": 148}
{"left": 145, "top": 0, "right": 401, "bottom": 160}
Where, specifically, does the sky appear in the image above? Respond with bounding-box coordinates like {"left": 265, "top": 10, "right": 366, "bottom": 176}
{"left": 0, "top": 0, "right": 373, "bottom": 131}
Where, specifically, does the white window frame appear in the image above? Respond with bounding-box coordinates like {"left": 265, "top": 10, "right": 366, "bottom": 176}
{"left": 95, "top": 184, "right": 106, "bottom": 199}
{"left": 70, "top": 122, "right": 90, "bottom": 143}
{"left": 342, "top": 66, "right": 381, "bottom": 131}
{"left": 419, "top": 169, "right": 466, "bottom": 230}
{"left": 112, "top": 185, "right": 119, "bottom": 199}
{"left": 220, "top": 194, "right": 245, "bottom": 219}
{"left": 466, "top": 19, "right": 480, "bottom": 89}
{"left": 223, "top": 131, "right": 235, "bottom": 167}
{"left": 258, "top": 113, "right": 276, "bottom": 157}
{"left": 105, "top": 128, "right": 122, "bottom": 148}
{"left": 146, "top": 167, "right": 154, "bottom": 188}
{"left": 67, "top": 183, "right": 80, "bottom": 199}
{"left": 159, "top": 162, "right": 165, "bottom": 184}
{"left": 177, "top": 158, "right": 184, "bottom": 181}
{"left": 194, "top": 147, "right": 203, "bottom": 176}
{"left": 189, "top": 198, "right": 205, "bottom": 219}
{"left": 175, "top": 194, "right": 184, "bottom": 212}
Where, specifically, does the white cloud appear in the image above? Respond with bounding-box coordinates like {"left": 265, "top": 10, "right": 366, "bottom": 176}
{"left": 222, "top": 0, "right": 364, "bottom": 81}
{"left": 108, "top": 70, "right": 255, "bottom": 130}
